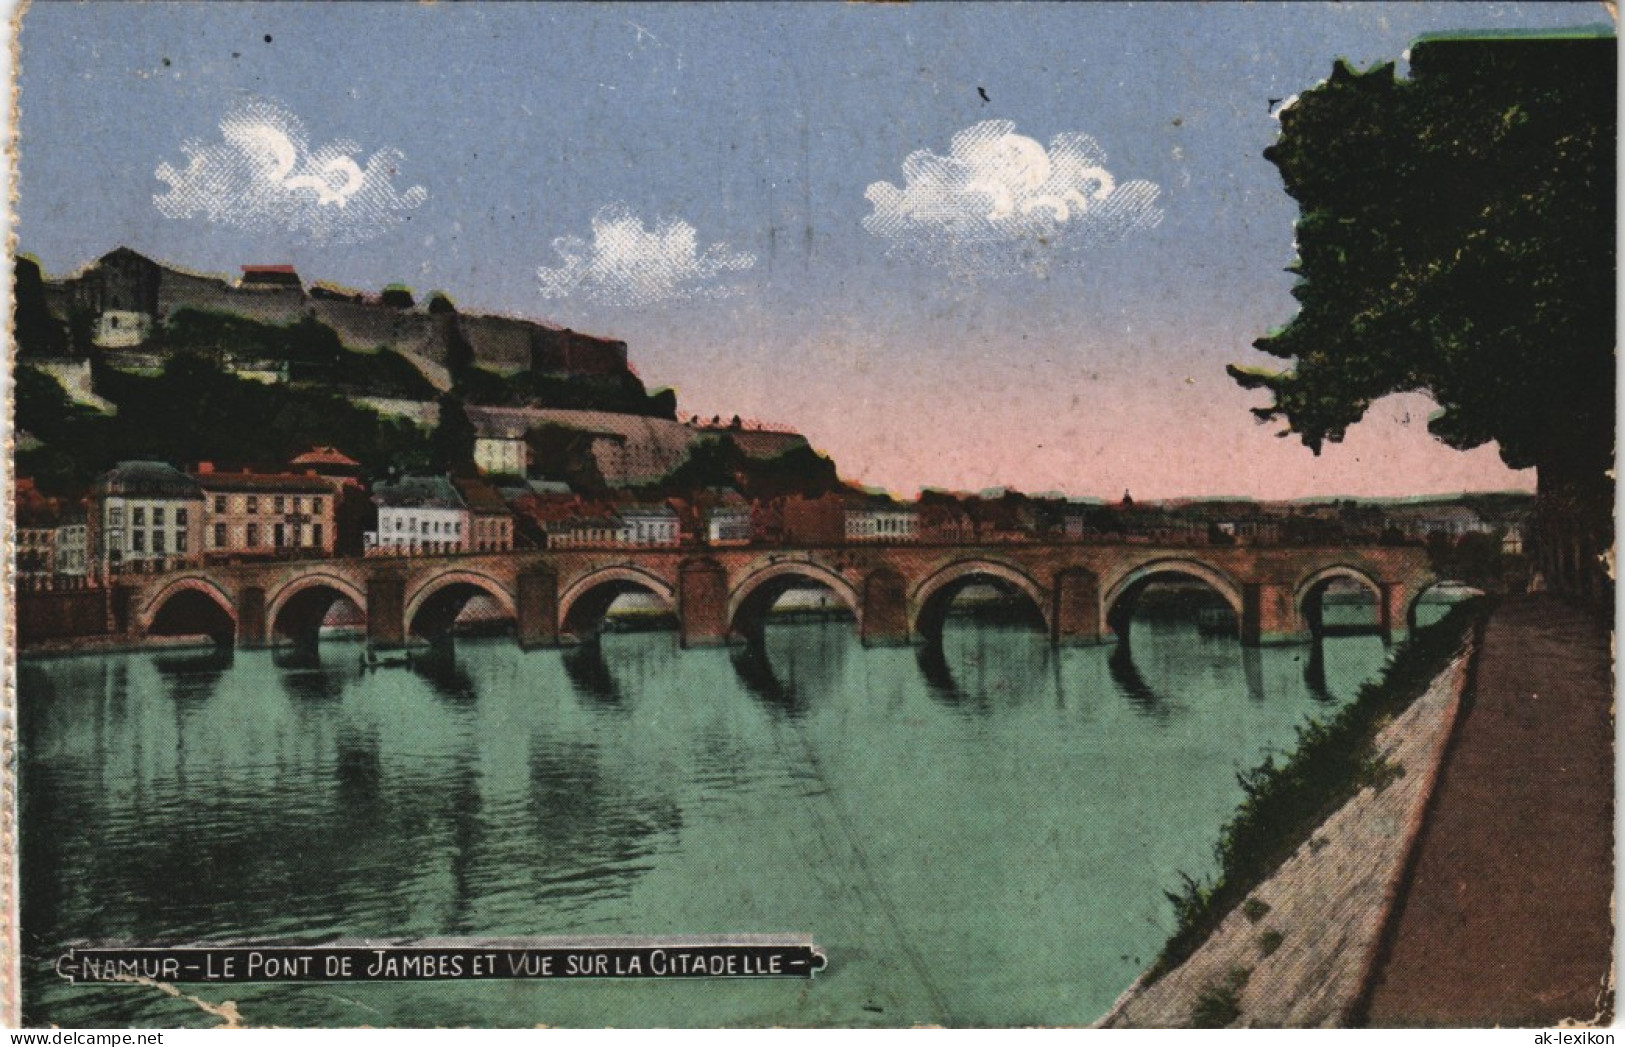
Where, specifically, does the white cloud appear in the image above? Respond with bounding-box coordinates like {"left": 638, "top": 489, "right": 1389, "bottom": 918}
{"left": 863, "top": 120, "right": 1163, "bottom": 274}
{"left": 537, "top": 204, "right": 756, "bottom": 305}
{"left": 154, "top": 98, "right": 427, "bottom": 245}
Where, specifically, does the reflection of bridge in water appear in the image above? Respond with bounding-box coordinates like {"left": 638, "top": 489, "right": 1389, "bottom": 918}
{"left": 120, "top": 542, "right": 1435, "bottom": 650}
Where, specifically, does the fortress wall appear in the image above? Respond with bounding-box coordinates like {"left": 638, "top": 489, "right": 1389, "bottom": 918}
{"left": 531, "top": 328, "right": 628, "bottom": 376}
{"left": 45, "top": 251, "right": 633, "bottom": 382}
{"left": 162, "top": 278, "right": 308, "bottom": 327}
{"left": 731, "top": 430, "right": 812, "bottom": 460}
{"left": 459, "top": 315, "right": 535, "bottom": 374}
{"left": 155, "top": 269, "right": 236, "bottom": 317}
{"left": 310, "top": 300, "right": 441, "bottom": 363}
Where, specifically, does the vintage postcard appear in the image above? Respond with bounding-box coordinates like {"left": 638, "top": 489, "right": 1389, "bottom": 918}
{"left": 3, "top": 1, "right": 1615, "bottom": 1031}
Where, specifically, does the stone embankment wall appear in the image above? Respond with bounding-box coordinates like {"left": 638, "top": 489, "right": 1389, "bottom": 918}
{"left": 16, "top": 588, "right": 117, "bottom": 646}
{"left": 1100, "top": 641, "right": 1473, "bottom": 1028}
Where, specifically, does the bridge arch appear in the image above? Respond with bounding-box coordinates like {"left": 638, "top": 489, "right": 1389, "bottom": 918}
{"left": 265, "top": 572, "right": 369, "bottom": 645}
{"left": 404, "top": 569, "right": 518, "bottom": 639}
{"left": 1101, "top": 557, "right": 1245, "bottom": 641}
{"left": 1404, "top": 577, "right": 1476, "bottom": 636}
{"left": 909, "top": 558, "right": 1051, "bottom": 638}
{"left": 140, "top": 575, "right": 237, "bottom": 646}
{"left": 727, "top": 560, "right": 862, "bottom": 640}
{"left": 1294, "top": 564, "right": 1383, "bottom": 637}
{"left": 558, "top": 565, "right": 677, "bottom": 640}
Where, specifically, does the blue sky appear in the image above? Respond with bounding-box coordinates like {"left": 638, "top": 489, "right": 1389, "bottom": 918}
{"left": 14, "top": 3, "right": 1612, "bottom": 498}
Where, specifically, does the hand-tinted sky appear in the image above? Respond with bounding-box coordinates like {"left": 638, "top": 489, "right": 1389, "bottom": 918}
{"left": 14, "top": 3, "right": 1610, "bottom": 499}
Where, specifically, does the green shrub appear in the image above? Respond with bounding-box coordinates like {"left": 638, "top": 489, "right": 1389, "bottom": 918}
{"left": 1190, "top": 967, "right": 1252, "bottom": 1028}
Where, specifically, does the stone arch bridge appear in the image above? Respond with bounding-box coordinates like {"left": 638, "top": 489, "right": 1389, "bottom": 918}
{"left": 120, "top": 542, "right": 1436, "bottom": 650}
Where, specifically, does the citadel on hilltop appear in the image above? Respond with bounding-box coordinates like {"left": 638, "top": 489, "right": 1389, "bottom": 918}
{"left": 37, "top": 246, "right": 630, "bottom": 389}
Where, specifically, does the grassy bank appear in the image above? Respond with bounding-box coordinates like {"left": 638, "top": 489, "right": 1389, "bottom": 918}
{"left": 1147, "top": 598, "right": 1491, "bottom": 983}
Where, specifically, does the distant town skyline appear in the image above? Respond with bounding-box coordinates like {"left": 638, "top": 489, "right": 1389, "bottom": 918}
{"left": 13, "top": 3, "right": 1610, "bottom": 500}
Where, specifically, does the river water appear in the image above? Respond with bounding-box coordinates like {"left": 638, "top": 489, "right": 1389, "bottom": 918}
{"left": 18, "top": 600, "right": 1425, "bottom": 1027}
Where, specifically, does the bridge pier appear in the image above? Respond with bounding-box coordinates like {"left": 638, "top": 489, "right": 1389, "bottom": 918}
{"left": 679, "top": 559, "right": 730, "bottom": 648}
{"left": 1052, "top": 567, "right": 1106, "bottom": 645}
{"left": 367, "top": 574, "right": 408, "bottom": 648}
{"left": 517, "top": 567, "right": 559, "bottom": 649}
{"left": 236, "top": 585, "right": 268, "bottom": 649}
{"left": 1241, "top": 582, "right": 1310, "bottom": 646}
{"left": 1379, "top": 581, "right": 1411, "bottom": 645}
{"left": 860, "top": 569, "right": 909, "bottom": 646}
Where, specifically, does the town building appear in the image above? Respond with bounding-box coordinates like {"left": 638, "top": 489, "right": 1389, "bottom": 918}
{"left": 1380, "top": 504, "right": 1493, "bottom": 541}
{"left": 452, "top": 477, "right": 516, "bottom": 552}
{"left": 704, "top": 490, "right": 754, "bottom": 546}
{"left": 16, "top": 522, "right": 55, "bottom": 580}
{"left": 845, "top": 502, "right": 920, "bottom": 544}
{"left": 503, "top": 483, "right": 590, "bottom": 549}
{"left": 620, "top": 504, "right": 681, "bottom": 547}
{"left": 192, "top": 464, "right": 338, "bottom": 561}
{"left": 17, "top": 479, "right": 58, "bottom": 581}
{"left": 774, "top": 493, "right": 848, "bottom": 545}
{"left": 54, "top": 517, "right": 89, "bottom": 580}
{"left": 92, "top": 461, "right": 206, "bottom": 575}
{"left": 475, "top": 435, "right": 529, "bottom": 478}
{"left": 465, "top": 406, "right": 533, "bottom": 478}
{"left": 239, "top": 264, "right": 302, "bottom": 288}
{"left": 918, "top": 502, "right": 977, "bottom": 543}
{"left": 546, "top": 515, "right": 630, "bottom": 549}
{"left": 17, "top": 479, "right": 93, "bottom": 586}
{"left": 289, "top": 446, "right": 363, "bottom": 486}
{"left": 366, "top": 476, "right": 468, "bottom": 556}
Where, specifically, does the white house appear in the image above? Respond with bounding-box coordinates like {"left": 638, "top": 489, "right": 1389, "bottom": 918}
{"left": 465, "top": 405, "right": 533, "bottom": 477}
{"left": 93, "top": 309, "right": 152, "bottom": 348}
{"left": 707, "top": 506, "right": 753, "bottom": 546}
{"left": 93, "top": 461, "right": 206, "bottom": 574}
{"left": 621, "top": 505, "right": 681, "bottom": 547}
{"left": 844, "top": 505, "right": 919, "bottom": 544}
{"left": 474, "top": 437, "right": 528, "bottom": 478}
{"left": 54, "top": 518, "right": 89, "bottom": 579}
{"left": 365, "top": 476, "right": 469, "bottom": 556}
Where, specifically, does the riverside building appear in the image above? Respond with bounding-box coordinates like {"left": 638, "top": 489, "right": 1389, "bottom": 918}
{"left": 93, "top": 461, "right": 205, "bottom": 575}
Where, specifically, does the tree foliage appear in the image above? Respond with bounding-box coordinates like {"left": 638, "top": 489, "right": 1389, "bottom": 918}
{"left": 14, "top": 256, "right": 70, "bottom": 358}
{"left": 650, "top": 436, "right": 841, "bottom": 501}
{"left": 455, "top": 366, "right": 675, "bottom": 418}
{"left": 431, "top": 392, "right": 478, "bottom": 475}
{"left": 17, "top": 356, "right": 436, "bottom": 495}
{"left": 1233, "top": 36, "right": 1615, "bottom": 483}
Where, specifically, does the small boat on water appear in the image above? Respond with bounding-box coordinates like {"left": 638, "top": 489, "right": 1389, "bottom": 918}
{"left": 359, "top": 648, "right": 414, "bottom": 671}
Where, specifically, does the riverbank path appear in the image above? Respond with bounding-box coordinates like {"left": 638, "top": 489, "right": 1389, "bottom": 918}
{"left": 1362, "top": 594, "right": 1613, "bottom": 1026}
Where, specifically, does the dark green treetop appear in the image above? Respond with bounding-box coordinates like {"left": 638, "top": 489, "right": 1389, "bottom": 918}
{"left": 1232, "top": 37, "right": 1615, "bottom": 483}
{"left": 14, "top": 255, "right": 70, "bottom": 357}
